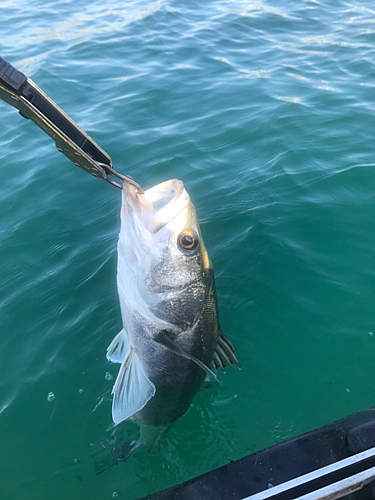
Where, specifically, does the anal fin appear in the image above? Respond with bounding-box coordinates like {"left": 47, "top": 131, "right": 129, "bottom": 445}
{"left": 111, "top": 346, "right": 156, "bottom": 425}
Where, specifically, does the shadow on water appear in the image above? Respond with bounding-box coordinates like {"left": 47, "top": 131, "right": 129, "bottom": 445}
{"left": 95, "top": 440, "right": 134, "bottom": 476}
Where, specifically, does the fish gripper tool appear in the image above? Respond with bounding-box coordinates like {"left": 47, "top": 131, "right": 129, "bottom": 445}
{"left": 0, "top": 56, "right": 143, "bottom": 193}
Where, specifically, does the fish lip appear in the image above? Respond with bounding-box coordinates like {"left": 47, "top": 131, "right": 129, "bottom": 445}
{"left": 124, "top": 179, "right": 187, "bottom": 234}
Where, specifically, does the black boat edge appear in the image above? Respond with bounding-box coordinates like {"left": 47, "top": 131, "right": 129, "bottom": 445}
{"left": 140, "top": 405, "right": 375, "bottom": 500}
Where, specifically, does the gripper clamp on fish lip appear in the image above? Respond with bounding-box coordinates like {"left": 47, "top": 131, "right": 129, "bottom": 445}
{"left": 0, "top": 56, "right": 143, "bottom": 194}
{"left": 96, "top": 162, "right": 144, "bottom": 193}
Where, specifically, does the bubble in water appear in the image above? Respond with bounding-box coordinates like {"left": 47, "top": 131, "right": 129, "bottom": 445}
{"left": 234, "top": 394, "right": 238, "bottom": 398}
{"left": 79, "top": 389, "right": 84, "bottom": 394}
{"left": 346, "top": 388, "right": 350, "bottom": 393}
{"left": 369, "top": 332, "right": 373, "bottom": 336}
{"left": 73, "top": 458, "right": 78, "bottom": 464}
{"left": 105, "top": 372, "right": 113, "bottom": 381}
{"left": 47, "top": 392, "right": 55, "bottom": 402}
{"left": 112, "top": 492, "right": 119, "bottom": 498}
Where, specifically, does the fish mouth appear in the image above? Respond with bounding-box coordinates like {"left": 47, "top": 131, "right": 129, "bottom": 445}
{"left": 124, "top": 179, "right": 189, "bottom": 233}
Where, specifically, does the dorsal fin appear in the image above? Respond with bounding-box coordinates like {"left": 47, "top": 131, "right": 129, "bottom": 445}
{"left": 212, "top": 328, "right": 241, "bottom": 372}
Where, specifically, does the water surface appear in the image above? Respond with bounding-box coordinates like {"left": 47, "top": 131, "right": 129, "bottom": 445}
{"left": 1, "top": 0, "right": 375, "bottom": 498}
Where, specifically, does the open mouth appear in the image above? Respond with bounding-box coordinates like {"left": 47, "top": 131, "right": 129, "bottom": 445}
{"left": 126, "top": 180, "right": 189, "bottom": 234}
{"left": 139, "top": 180, "right": 184, "bottom": 214}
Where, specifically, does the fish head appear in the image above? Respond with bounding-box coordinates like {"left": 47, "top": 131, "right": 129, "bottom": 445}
{"left": 119, "top": 179, "right": 213, "bottom": 329}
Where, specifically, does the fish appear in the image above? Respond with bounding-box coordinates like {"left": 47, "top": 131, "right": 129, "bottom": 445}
{"left": 106, "top": 179, "right": 240, "bottom": 428}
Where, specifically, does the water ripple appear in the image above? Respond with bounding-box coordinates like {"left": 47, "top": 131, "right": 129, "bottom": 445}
{"left": 2, "top": 0, "right": 375, "bottom": 498}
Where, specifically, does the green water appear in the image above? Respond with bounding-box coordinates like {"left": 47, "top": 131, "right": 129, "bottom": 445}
{"left": 1, "top": 0, "right": 375, "bottom": 498}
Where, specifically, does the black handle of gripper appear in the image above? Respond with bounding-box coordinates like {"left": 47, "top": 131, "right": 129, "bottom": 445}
{"left": 0, "top": 57, "right": 27, "bottom": 93}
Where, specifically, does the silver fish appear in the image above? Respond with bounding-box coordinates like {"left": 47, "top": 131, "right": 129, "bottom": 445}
{"left": 107, "top": 179, "right": 240, "bottom": 427}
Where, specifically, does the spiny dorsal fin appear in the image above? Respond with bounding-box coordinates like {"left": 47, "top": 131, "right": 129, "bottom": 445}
{"left": 213, "top": 328, "right": 241, "bottom": 372}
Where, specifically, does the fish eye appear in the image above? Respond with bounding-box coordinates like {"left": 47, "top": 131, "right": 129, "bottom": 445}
{"left": 178, "top": 229, "right": 199, "bottom": 252}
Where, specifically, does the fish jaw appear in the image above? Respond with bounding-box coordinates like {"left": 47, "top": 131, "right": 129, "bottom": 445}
{"left": 118, "top": 179, "right": 190, "bottom": 280}
{"left": 123, "top": 179, "right": 189, "bottom": 234}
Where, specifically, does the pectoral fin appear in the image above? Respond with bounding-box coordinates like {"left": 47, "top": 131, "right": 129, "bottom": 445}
{"left": 213, "top": 329, "right": 241, "bottom": 371}
{"left": 111, "top": 346, "right": 156, "bottom": 425}
{"left": 153, "top": 331, "right": 221, "bottom": 384}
